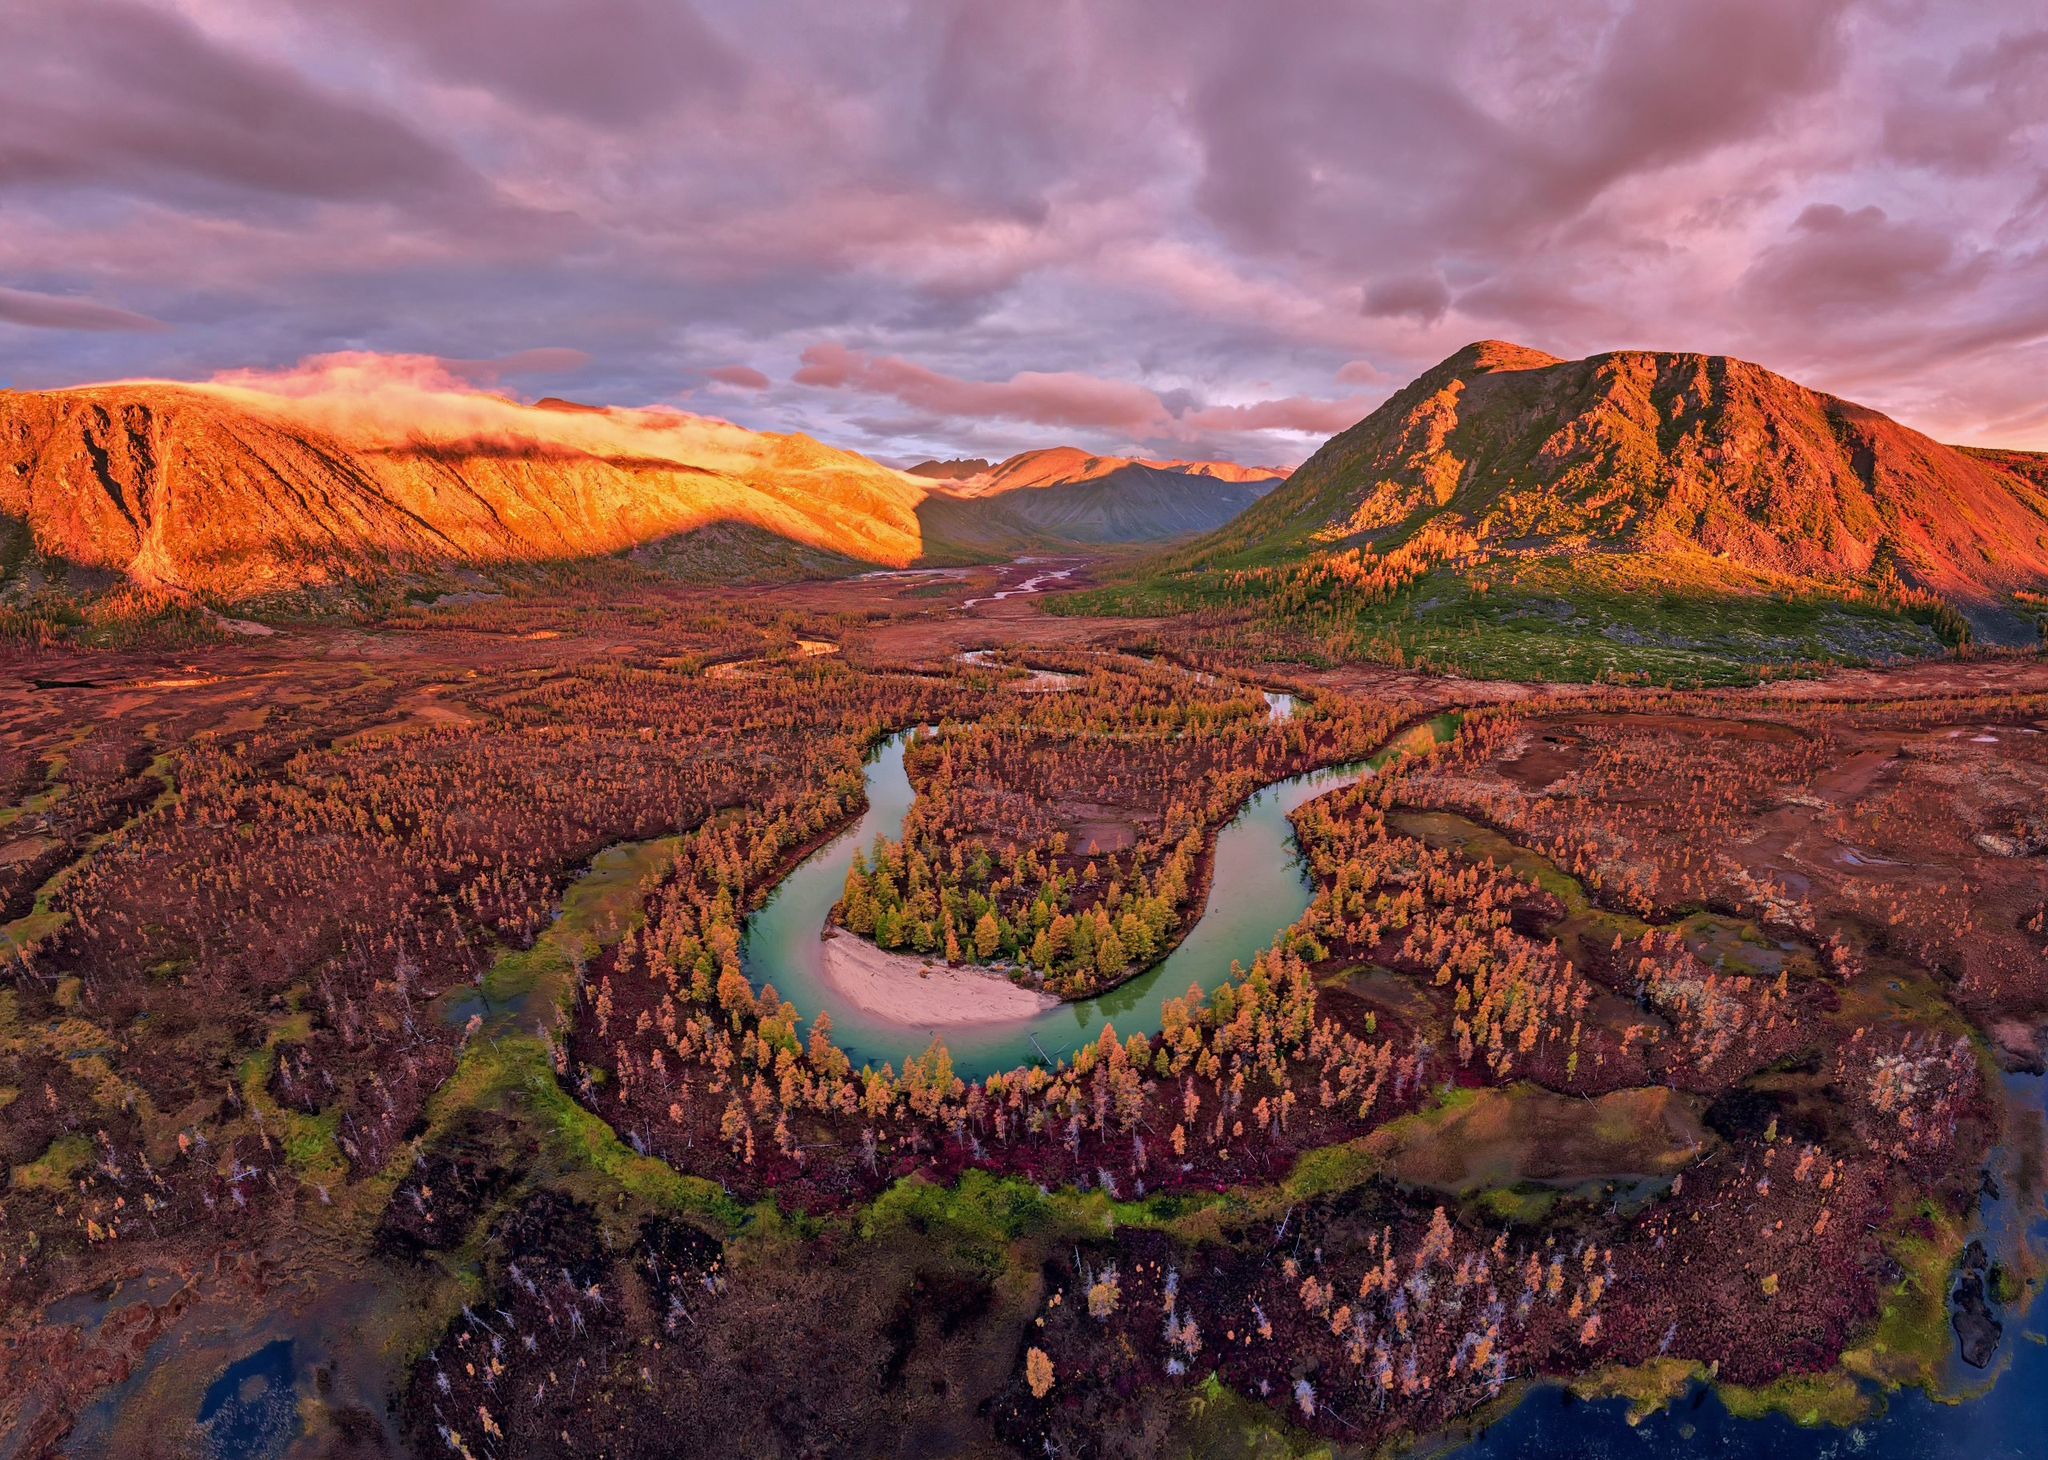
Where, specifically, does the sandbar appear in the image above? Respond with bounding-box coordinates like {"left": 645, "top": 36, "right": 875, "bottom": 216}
{"left": 816, "top": 929, "right": 1059, "bottom": 1027}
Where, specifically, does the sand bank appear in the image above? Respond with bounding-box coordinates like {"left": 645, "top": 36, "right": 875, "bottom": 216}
{"left": 816, "top": 930, "right": 1059, "bottom": 1027}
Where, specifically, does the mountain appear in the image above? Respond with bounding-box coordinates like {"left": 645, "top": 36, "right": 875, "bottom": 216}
{"left": 905, "top": 457, "right": 992, "bottom": 481}
{"left": 913, "top": 447, "right": 1286, "bottom": 559}
{"left": 1192, "top": 341, "right": 2048, "bottom": 602}
{"left": 1059, "top": 342, "right": 2048, "bottom": 678}
{"left": 0, "top": 382, "right": 929, "bottom": 599}
{"left": 924, "top": 447, "right": 1284, "bottom": 498}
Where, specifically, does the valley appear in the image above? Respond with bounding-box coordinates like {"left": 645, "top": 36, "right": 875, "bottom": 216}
{"left": 1, "top": 344, "right": 2045, "bottom": 1460}
{"left": 1, "top": 555, "right": 2043, "bottom": 1460}
{"left": 12, "top": 1, "right": 2048, "bottom": 1452}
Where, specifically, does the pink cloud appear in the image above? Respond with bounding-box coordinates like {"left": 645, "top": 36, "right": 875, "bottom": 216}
{"left": 1179, "top": 394, "right": 1379, "bottom": 436}
{"left": 206, "top": 347, "right": 587, "bottom": 395}
{"left": 0, "top": 284, "right": 163, "bottom": 332}
{"left": 705, "top": 363, "right": 770, "bottom": 389}
{"left": 793, "top": 341, "right": 1381, "bottom": 455}
{"left": 794, "top": 342, "right": 1173, "bottom": 435}
{"left": 9, "top": 0, "right": 2048, "bottom": 453}
{"left": 440, "top": 347, "right": 591, "bottom": 384}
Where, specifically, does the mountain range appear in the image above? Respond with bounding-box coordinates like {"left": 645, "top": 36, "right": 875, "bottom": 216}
{"left": 0, "top": 385, "right": 1284, "bottom": 599}
{"left": 5, "top": 346, "right": 2046, "bottom": 658}
{"left": 0, "top": 383, "right": 931, "bottom": 597}
{"left": 909, "top": 448, "right": 1285, "bottom": 560}
{"left": 1048, "top": 342, "right": 2048, "bottom": 676}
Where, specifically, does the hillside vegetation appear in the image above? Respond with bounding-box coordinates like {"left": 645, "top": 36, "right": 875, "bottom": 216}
{"left": 1056, "top": 342, "right": 2048, "bottom": 683}
{"left": 0, "top": 384, "right": 932, "bottom": 604}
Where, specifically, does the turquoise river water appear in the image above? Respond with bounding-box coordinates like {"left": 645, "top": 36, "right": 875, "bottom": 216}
{"left": 740, "top": 717, "right": 1455, "bottom": 1078}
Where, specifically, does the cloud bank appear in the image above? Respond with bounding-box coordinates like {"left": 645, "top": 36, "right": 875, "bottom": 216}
{"left": 2, "top": 0, "right": 2045, "bottom": 462}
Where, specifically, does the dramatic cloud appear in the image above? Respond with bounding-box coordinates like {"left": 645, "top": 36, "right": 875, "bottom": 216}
{"left": 0, "top": 286, "right": 162, "bottom": 332}
{"left": 181, "top": 350, "right": 791, "bottom": 475}
{"left": 794, "top": 343, "right": 1174, "bottom": 436}
{"left": 1363, "top": 275, "right": 1453, "bottom": 325}
{"left": 792, "top": 342, "right": 1377, "bottom": 455}
{"left": 0, "top": 0, "right": 485, "bottom": 207}
{"left": 1, "top": 0, "right": 2044, "bottom": 455}
{"left": 1741, "top": 204, "right": 1986, "bottom": 314}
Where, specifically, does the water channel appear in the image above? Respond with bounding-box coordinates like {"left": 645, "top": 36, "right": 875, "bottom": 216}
{"left": 740, "top": 715, "right": 1457, "bottom": 1078}
{"left": 737, "top": 711, "right": 2048, "bottom": 1457}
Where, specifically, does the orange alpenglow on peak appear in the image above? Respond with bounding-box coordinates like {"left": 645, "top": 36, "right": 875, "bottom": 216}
{"left": 912, "top": 446, "right": 1287, "bottom": 498}
{"left": 0, "top": 360, "right": 931, "bottom": 597}
{"left": 1201, "top": 340, "right": 2048, "bottom": 605}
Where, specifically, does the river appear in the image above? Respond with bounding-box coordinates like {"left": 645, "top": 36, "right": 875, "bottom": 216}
{"left": 740, "top": 716, "right": 1455, "bottom": 1078}
{"left": 739, "top": 715, "right": 2048, "bottom": 1457}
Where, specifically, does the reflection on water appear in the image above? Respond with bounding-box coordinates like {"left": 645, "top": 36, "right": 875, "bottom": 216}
{"left": 194, "top": 1339, "right": 299, "bottom": 1460}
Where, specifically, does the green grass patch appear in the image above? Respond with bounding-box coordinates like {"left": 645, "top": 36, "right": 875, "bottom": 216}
{"left": 1172, "top": 1371, "right": 1336, "bottom": 1459}
{"left": 1719, "top": 1369, "right": 1874, "bottom": 1427}
{"left": 1841, "top": 1193, "right": 1970, "bottom": 1393}
{"left": 1570, "top": 1357, "right": 1706, "bottom": 1423}
{"left": 1054, "top": 551, "right": 1950, "bottom": 686}
{"left": 1473, "top": 1183, "right": 1561, "bottom": 1225}
{"left": 12, "top": 1132, "right": 93, "bottom": 1193}
{"left": 395, "top": 834, "right": 743, "bottom": 1241}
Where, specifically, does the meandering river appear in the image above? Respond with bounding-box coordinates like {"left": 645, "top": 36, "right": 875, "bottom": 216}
{"left": 740, "top": 715, "right": 1457, "bottom": 1078}
{"left": 736, "top": 712, "right": 2048, "bottom": 1457}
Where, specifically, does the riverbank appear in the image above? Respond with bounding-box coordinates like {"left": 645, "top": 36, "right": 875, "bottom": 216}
{"left": 815, "top": 928, "right": 1060, "bottom": 1028}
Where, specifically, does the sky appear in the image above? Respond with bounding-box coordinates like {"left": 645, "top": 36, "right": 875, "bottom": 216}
{"left": 2, "top": 0, "right": 2045, "bottom": 467}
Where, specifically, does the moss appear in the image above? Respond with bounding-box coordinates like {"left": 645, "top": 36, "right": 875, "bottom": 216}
{"left": 281, "top": 1107, "right": 344, "bottom": 1175}
{"left": 13, "top": 1131, "right": 93, "bottom": 1192}
{"left": 512, "top": 1039, "right": 742, "bottom": 1226}
{"left": 1473, "top": 1183, "right": 1559, "bottom": 1225}
{"left": 0, "top": 908, "right": 70, "bottom": 958}
{"left": 234, "top": 1003, "right": 346, "bottom": 1187}
{"left": 1277, "top": 1138, "right": 1379, "bottom": 1203}
{"left": 1169, "top": 1371, "right": 1338, "bottom": 1459}
{"left": 1718, "top": 1369, "right": 1873, "bottom": 1427}
{"left": 1569, "top": 1356, "right": 1705, "bottom": 1423}
{"left": 474, "top": 837, "right": 679, "bottom": 1020}
{"left": 1840, "top": 1193, "right": 1970, "bottom": 1393}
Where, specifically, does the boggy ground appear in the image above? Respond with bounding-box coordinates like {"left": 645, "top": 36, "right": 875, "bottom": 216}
{"left": 545, "top": 671, "right": 2023, "bottom": 1456}
{"left": 0, "top": 576, "right": 2042, "bottom": 1459}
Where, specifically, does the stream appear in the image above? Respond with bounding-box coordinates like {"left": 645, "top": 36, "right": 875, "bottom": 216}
{"left": 740, "top": 715, "right": 1457, "bottom": 1079}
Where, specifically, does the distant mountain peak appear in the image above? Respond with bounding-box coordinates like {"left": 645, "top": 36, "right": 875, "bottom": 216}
{"left": 906, "top": 457, "right": 992, "bottom": 480}
{"left": 927, "top": 447, "right": 1287, "bottom": 500}
{"left": 1440, "top": 340, "right": 1567, "bottom": 376}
